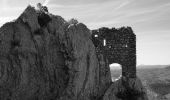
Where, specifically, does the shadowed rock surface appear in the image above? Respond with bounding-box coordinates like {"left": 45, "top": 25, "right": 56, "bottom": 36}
{"left": 0, "top": 5, "right": 147, "bottom": 100}
{"left": 102, "top": 77, "right": 148, "bottom": 100}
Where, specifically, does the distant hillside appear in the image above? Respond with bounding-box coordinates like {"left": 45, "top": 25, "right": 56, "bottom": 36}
{"left": 149, "top": 83, "right": 170, "bottom": 95}
{"left": 165, "top": 66, "right": 170, "bottom": 69}
{"left": 137, "top": 66, "right": 170, "bottom": 100}
{"left": 111, "top": 66, "right": 170, "bottom": 100}
{"left": 137, "top": 65, "right": 169, "bottom": 69}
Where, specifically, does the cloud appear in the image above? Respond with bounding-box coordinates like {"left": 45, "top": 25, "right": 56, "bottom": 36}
{"left": 48, "top": 0, "right": 113, "bottom": 5}
{"left": 115, "top": 0, "right": 130, "bottom": 10}
{"left": 43, "top": 0, "right": 50, "bottom": 6}
{"left": 0, "top": 0, "right": 170, "bottom": 65}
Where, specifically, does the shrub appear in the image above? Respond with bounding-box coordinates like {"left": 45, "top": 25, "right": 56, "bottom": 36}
{"left": 68, "top": 18, "right": 78, "bottom": 25}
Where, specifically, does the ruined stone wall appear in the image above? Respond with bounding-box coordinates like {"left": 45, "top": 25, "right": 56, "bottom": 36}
{"left": 92, "top": 27, "right": 136, "bottom": 78}
{"left": 0, "top": 5, "right": 148, "bottom": 100}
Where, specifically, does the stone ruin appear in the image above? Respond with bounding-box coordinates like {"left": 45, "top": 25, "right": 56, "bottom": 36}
{"left": 92, "top": 27, "right": 136, "bottom": 78}
{"left": 0, "top": 5, "right": 148, "bottom": 100}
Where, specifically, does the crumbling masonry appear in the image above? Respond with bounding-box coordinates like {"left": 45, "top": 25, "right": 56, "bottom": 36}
{"left": 92, "top": 27, "right": 136, "bottom": 78}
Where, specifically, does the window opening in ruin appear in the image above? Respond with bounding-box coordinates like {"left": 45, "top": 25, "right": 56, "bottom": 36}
{"left": 103, "top": 39, "right": 106, "bottom": 46}
{"left": 123, "top": 44, "right": 128, "bottom": 48}
{"left": 94, "top": 35, "right": 98, "bottom": 37}
{"left": 109, "top": 63, "right": 122, "bottom": 82}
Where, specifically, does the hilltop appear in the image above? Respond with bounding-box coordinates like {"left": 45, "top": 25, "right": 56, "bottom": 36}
{"left": 0, "top": 5, "right": 147, "bottom": 100}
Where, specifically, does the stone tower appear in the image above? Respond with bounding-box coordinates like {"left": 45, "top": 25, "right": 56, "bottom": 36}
{"left": 92, "top": 27, "right": 136, "bottom": 78}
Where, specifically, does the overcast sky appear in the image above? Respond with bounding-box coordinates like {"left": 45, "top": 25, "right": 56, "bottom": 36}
{"left": 0, "top": 0, "right": 170, "bottom": 65}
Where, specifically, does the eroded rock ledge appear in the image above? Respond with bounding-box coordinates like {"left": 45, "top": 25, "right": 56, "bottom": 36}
{"left": 0, "top": 5, "right": 147, "bottom": 100}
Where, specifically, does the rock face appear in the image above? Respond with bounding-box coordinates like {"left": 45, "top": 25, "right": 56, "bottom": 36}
{"left": 102, "top": 77, "right": 148, "bottom": 100}
{"left": 0, "top": 5, "right": 147, "bottom": 100}
{"left": 91, "top": 27, "right": 148, "bottom": 100}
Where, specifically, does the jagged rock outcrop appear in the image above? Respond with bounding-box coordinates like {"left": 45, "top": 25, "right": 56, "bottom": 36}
{"left": 0, "top": 5, "right": 147, "bottom": 100}
{"left": 0, "top": 5, "right": 111, "bottom": 100}
{"left": 102, "top": 77, "right": 148, "bottom": 100}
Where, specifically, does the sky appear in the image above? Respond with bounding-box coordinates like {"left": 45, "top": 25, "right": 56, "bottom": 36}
{"left": 0, "top": 0, "right": 170, "bottom": 65}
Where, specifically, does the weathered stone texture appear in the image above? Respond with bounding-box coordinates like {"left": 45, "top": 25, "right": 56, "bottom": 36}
{"left": 102, "top": 77, "right": 148, "bottom": 100}
{"left": 0, "top": 6, "right": 112, "bottom": 100}
{"left": 92, "top": 27, "right": 136, "bottom": 78}
{"left": 91, "top": 26, "right": 148, "bottom": 100}
{"left": 0, "top": 5, "right": 147, "bottom": 100}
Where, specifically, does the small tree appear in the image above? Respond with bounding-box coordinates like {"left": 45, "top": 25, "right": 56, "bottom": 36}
{"left": 68, "top": 18, "right": 78, "bottom": 25}
{"left": 36, "top": 3, "right": 48, "bottom": 13}
{"left": 37, "top": 3, "right": 42, "bottom": 10}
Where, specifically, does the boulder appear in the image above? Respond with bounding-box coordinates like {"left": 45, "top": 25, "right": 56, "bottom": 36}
{"left": 102, "top": 77, "right": 148, "bottom": 100}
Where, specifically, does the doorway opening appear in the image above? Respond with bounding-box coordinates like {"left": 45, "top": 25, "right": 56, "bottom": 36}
{"left": 109, "top": 63, "right": 122, "bottom": 81}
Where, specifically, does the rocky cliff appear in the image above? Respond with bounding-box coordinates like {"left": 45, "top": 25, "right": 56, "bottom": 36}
{"left": 0, "top": 5, "right": 147, "bottom": 100}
